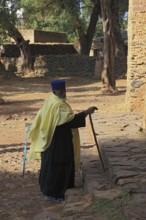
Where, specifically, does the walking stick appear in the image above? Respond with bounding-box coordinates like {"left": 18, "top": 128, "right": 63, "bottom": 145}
{"left": 22, "top": 123, "right": 31, "bottom": 176}
{"left": 89, "top": 114, "right": 105, "bottom": 171}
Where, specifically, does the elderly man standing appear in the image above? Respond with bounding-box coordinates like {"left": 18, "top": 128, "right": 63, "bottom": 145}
{"left": 28, "top": 79, "right": 97, "bottom": 203}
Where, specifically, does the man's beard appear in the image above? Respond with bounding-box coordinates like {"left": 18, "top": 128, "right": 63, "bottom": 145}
{"left": 61, "top": 97, "right": 67, "bottom": 101}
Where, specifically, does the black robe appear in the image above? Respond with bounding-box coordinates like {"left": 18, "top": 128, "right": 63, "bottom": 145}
{"left": 39, "top": 112, "right": 86, "bottom": 199}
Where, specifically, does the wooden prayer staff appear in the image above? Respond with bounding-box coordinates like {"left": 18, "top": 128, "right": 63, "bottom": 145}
{"left": 89, "top": 114, "right": 105, "bottom": 172}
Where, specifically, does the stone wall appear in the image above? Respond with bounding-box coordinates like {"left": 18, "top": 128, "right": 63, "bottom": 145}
{"left": 0, "top": 44, "right": 77, "bottom": 58}
{"left": 0, "top": 45, "right": 127, "bottom": 79}
{"left": 126, "top": 0, "right": 146, "bottom": 129}
{"left": 144, "top": 89, "right": 146, "bottom": 131}
{"left": 0, "top": 55, "right": 96, "bottom": 77}
{"left": 19, "top": 29, "right": 68, "bottom": 43}
{"left": 34, "top": 55, "right": 96, "bottom": 77}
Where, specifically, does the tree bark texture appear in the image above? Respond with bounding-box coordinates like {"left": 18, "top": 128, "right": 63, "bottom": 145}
{"left": 112, "top": 0, "right": 126, "bottom": 57}
{"left": 0, "top": 61, "right": 4, "bottom": 103}
{"left": 76, "top": 0, "right": 101, "bottom": 55}
{"left": 0, "top": 10, "right": 32, "bottom": 73}
{"left": 100, "top": 0, "right": 117, "bottom": 92}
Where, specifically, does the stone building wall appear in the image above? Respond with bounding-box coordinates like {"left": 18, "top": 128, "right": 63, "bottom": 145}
{"left": 144, "top": 90, "right": 146, "bottom": 130}
{"left": 0, "top": 55, "right": 96, "bottom": 77}
{"left": 19, "top": 29, "right": 68, "bottom": 43}
{"left": 0, "top": 44, "right": 77, "bottom": 57}
{"left": 126, "top": 0, "right": 146, "bottom": 129}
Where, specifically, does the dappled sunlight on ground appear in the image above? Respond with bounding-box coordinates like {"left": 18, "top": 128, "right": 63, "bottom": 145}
{"left": 0, "top": 76, "right": 129, "bottom": 219}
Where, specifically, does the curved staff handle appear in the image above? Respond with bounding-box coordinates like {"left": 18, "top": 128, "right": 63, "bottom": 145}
{"left": 89, "top": 114, "right": 105, "bottom": 171}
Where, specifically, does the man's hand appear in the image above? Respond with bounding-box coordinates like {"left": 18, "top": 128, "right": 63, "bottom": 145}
{"left": 84, "top": 106, "right": 98, "bottom": 116}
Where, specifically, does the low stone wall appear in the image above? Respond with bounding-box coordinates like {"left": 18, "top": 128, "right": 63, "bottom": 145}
{"left": 1, "top": 54, "right": 127, "bottom": 80}
{"left": 34, "top": 55, "right": 96, "bottom": 76}
{"left": 0, "top": 55, "right": 96, "bottom": 77}
{"left": 0, "top": 43, "right": 127, "bottom": 78}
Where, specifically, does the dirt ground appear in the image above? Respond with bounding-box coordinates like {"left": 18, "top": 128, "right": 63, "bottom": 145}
{"left": 0, "top": 76, "right": 127, "bottom": 220}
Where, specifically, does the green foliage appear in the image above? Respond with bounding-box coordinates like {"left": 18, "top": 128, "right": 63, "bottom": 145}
{"left": 15, "top": 0, "right": 79, "bottom": 41}
{"left": 118, "top": 191, "right": 131, "bottom": 205}
{"left": 0, "top": 28, "right": 10, "bottom": 43}
{"left": 0, "top": 0, "right": 17, "bottom": 43}
{"left": 0, "top": 0, "right": 129, "bottom": 43}
{"left": 118, "top": 0, "right": 128, "bottom": 30}
{"left": 0, "top": 0, "right": 22, "bottom": 42}
{"left": 90, "top": 191, "right": 131, "bottom": 220}
{"left": 95, "top": 17, "right": 103, "bottom": 37}
{"left": 14, "top": 0, "right": 100, "bottom": 41}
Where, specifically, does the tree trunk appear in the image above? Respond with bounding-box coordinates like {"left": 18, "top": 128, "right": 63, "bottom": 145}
{"left": 0, "top": 61, "right": 4, "bottom": 104}
{"left": 0, "top": 10, "right": 33, "bottom": 73}
{"left": 0, "top": 60, "right": 6, "bottom": 72}
{"left": 76, "top": 0, "right": 101, "bottom": 55}
{"left": 112, "top": 0, "right": 126, "bottom": 57}
{"left": 100, "top": 0, "right": 117, "bottom": 93}
{"left": 18, "top": 39, "right": 32, "bottom": 73}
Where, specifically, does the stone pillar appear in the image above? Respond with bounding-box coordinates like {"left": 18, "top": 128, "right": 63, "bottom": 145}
{"left": 126, "top": 0, "right": 146, "bottom": 113}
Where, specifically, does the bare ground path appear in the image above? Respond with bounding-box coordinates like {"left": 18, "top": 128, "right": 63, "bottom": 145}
{"left": 0, "top": 76, "right": 145, "bottom": 220}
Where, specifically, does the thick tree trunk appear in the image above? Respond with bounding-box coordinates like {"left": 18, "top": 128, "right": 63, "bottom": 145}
{"left": 0, "top": 10, "right": 33, "bottom": 73}
{"left": 100, "top": 0, "right": 117, "bottom": 93}
{"left": 76, "top": 0, "right": 101, "bottom": 55}
{"left": 17, "top": 39, "right": 32, "bottom": 73}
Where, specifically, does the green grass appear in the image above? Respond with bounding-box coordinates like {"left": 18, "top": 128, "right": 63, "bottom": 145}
{"left": 119, "top": 191, "right": 131, "bottom": 205}
{"left": 90, "top": 191, "right": 130, "bottom": 220}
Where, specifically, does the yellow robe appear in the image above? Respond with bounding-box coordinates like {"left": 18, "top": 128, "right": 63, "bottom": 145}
{"left": 28, "top": 93, "right": 81, "bottom": 169}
